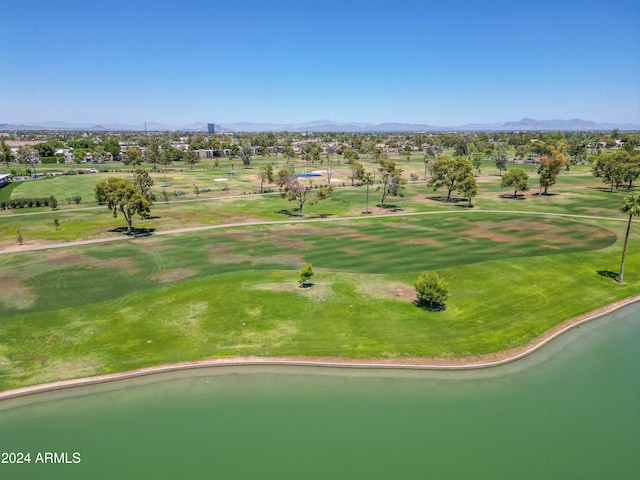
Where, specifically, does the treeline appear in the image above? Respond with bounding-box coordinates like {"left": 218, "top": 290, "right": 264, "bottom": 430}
{"left": 0, "top": 196, "right": 57, "bottom": 210}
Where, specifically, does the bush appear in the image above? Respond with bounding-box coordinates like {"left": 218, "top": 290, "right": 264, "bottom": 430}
{"left": 299, "top": 263, "right": 314, "bottom": 287}
{"left": 2, "top": 197, "right": 52, "bottom": 209}
{"left": 414, "top": 271, "right": 449, "bottom": 310}
{"left": 71, "top": 195, "right": 82, "bottom": 204}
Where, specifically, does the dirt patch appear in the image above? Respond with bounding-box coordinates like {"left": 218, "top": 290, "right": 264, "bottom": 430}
{"left": 153, "top": 268, "right": 199, "bottom": 283}
{"left": 463, "top": 220, "right": 573, "bottom": 244}
{"left": 0, "top": 276, "right": 36, "bottom": 310}
{"left": 101, "top": 257, "right": 141, "bottom": 275}
{"left": 339, "top": 247, "right": 362, "bottom": 255}
{"left": 357, "top": 280, "right": 415, "bottom": 302}
{"left": 402, "top": 238, "right": 442, "bottom": 247}
{"left": 46, "top": 252, "right": 90, "bottom": 266}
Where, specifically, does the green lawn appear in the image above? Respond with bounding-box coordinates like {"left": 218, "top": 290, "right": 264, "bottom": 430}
{"left": 1, "top": 161, "right": 639, "bottom": 392}
{"left": 1, "top": 210, "right": 638, "bottom": 391}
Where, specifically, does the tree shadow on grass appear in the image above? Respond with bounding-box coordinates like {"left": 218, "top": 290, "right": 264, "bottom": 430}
{"left": 109, "top": 227, "right": 156, "bottom": 237}
{"left": 597, "top": 270, "right": 619, "bottom": 281}
{"left": 499, "top": 194, "right": 526, "bottom": 200}
{"left": 413, "top": 300, "right": 447, "bottom": 312}
{"left": 276, "top": 209, "right": 301, "bottom": 217}
{"left": 530, "top": 192, "right": 558, "bottom": 197}
{"left": 377, "top": 204, "right": 404, "bottom": 212}
{"left": 299, "top": 282, "right": 315, "bottom": 289}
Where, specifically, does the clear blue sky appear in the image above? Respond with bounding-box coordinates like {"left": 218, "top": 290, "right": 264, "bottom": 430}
{"left": 2, "top": 0, "right": 639, "bottom": 126}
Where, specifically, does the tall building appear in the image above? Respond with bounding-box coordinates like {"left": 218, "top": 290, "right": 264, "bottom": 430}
{"left": 207, "top": 123, "right": 215, "bottom": 134}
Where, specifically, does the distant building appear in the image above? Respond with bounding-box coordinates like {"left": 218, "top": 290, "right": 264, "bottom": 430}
{"left": 207, "top": 123, "right": 216, "bottom": 134}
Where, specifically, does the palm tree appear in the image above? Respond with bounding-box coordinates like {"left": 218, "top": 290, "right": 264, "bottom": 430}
{"left": 362, "top": 172, "right": 374, "bottom": 214}
{"left": 618, "top": 193, "right": 640, "bottom": 283}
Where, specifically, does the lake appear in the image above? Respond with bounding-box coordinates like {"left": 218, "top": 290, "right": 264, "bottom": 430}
{"left": 1, "top": 303, "right": 639, "bottom": 479}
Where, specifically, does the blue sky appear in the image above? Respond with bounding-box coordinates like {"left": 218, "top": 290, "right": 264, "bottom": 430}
{"left": 2, "top": 0, "right": 639, "bottom": 126}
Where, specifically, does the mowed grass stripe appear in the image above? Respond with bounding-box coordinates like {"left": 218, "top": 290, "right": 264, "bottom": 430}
{"left": 1, "top": 239, "right": 638, "bottom": 391}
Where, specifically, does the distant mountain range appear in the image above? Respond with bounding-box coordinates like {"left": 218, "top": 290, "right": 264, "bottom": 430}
{"left": 0, "top": 118, "right": 638, "bottom": 133}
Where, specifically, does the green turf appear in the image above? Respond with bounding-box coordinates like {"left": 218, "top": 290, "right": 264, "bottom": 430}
{"left": 1, "top": 161, "right": 640, "bottom": 391}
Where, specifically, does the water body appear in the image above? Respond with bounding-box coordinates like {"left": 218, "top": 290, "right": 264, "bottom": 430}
{"left": 1, "top": 305, "right": 639, "bottom": 480}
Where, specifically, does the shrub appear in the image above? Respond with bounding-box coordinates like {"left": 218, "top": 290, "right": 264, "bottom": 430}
{"left": 414, "top": 271, "right": 449, "bottom": 310}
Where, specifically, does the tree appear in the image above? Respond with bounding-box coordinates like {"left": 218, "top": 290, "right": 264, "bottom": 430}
{"left": 123, "top": 146, "right": 143, "bottom": 166}
{"left": 400, "top": 145, "right": 412, "bottom": 162}
{"left": 102, "top": 139, "right": 121, "bottom": 161}
{"left": 133, "top": 168, "right": 156, "bottom": 202}
{"left": 362, "top": 171, "right": 374, "bottom": 214}
{"left": 145, "top": 137, "right": 161, "bottom": 170}
{"left": 537, "top": 149, "right": 567, "bottom": 195}
{"left": 280, "top": 175, "right": 333, "bottom": 214}
{"left": 592, "top": 153, "right": 623, "bottom": 192}
{"left": 377, "top": 158, "right": 406, "bottom": 207}
{"left": 184, "top": 150, "right": 199, "bottom": 170}
{"left": 350, "top": 162, "right": 365, "bottom": 186}
{"left": 457, "top": 175, "right": 477, "bottom": 207}
{"left": 618, "top": 193, "right": 640, "bottom": 283}
{"left": 414, "top": 271, "right": 449, "bottom": 310}
{"left": 95, "top": 178, "right": 151, "bottom": 235}
{"left": 240, "top": 141, "right": 252, "bottom": 168}
{"left": 493, "top": 143, "right": 508, "bottom": 176}
{"left": 343, "top": 148, "right": 360, "bottom": 165}
{"left": 258, "top": 163, "right": 274, "bottom": 193}
{"left": 429, "top": 156, "right": 473, "bottom": 201}
{"left": 299, "top": 263, "right": 314, "bottom": 287}
{"left": 501, "top": 168, "right": 529, "bottom": 198}
{"left": 470, "top": 151, "right": 483, "bottom": 176}
{"left": 0, "top": 139, "right": 14, "bottom": 166}
{"left": 17, "top": 145, "right": 39, "bottom": 175}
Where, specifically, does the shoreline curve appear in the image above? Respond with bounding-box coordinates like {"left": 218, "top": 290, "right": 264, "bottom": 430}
{"left": 2, "top": 293, "right": 639, "bottom": 401}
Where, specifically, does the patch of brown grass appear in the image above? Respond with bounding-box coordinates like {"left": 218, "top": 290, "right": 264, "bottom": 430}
{"left": 402, "top": 238, "right": 443, "bottom": 247}
{"left": 153, "top": 268, "right": 199, "bottom": 283}
{"left": 0, "top": 276, "right": 36, "bottom": 310}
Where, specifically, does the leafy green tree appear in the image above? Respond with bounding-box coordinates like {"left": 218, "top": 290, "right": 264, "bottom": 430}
{"left": 592, "top": 153, "right": 624, "bottom": 192}
{"left": 0, "top": 139, "right": 14, "bottom": 166}
{"left": 377, "top": 158, "right": 406, "bottom": 207}
{"left": 457, "top": 175, "right": 477, "bottom": 207}
{"left": 184, "top": 150, "right": 199, "bottom": 170}
{"left": 133, "top": 168, "right": 156, "bottom": 202}
{"left": 537, "top": 146, "right": 567, "bottom": 195}
{"left": 299, "top": 263, "right": 314, "bottom": 287}
{"left": 350, "top": 162, "right": 365, "bottom": 186}
{"left": 453, "top": 137, "right": 469, "bottom": 157}
{"left": 102, "top": 139, "right": 121, "bottom": 160}
{"left": 95, "top": 177, "right": 151, "bottom": 235}
{"left": 283, "top": 143, "right": 296, "bottom": 163}
{"left": 618, "top": 193, "right": 640, "bottom": 283}
{"left": 470, "top": 151, "right": 483, "bottom": 175}
{"left": 49, "top": 195, "right": 58, "bottom": 210}
{"left": 343, "top": 148, "right": 360, "bottom": 165}
{"left": 493, "top": 143, "right": 508, "bottom": 175}
{"left": 258, "top": 163, "right": 274, "bottom": 193}
{"left": 240, "top": 141, "right": 253, "bottom": 168}
{"left": 371, "top": 145, "right": 385, "bottom": 163}
{"left": 145, "top": 137, "right": 161, "bottom": 170}
{"left": 400, "top": 145, "right": 412, "bottom": 162}
{"left": 280, "top": 175, "right": 333, "bottom": 214}
{"left": 429, "top": 156, "right": 473, "bottom": 201}
{"left": 501, "top": 168, "right": 529, "bottom": 198}
{"left": 414, "top": 271, "right": 449, "bottom": 310}
{"left": 123, "top": 146, "right": 143, "bottom": 166}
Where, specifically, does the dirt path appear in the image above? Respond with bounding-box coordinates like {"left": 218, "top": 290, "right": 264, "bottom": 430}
{"left": 2, "top": 293, "right": 638, "bottom": 400}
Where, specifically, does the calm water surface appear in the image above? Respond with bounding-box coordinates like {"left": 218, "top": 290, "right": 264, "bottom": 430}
{"left": 1, "top": 304, "right": 639, "bottom": 479}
